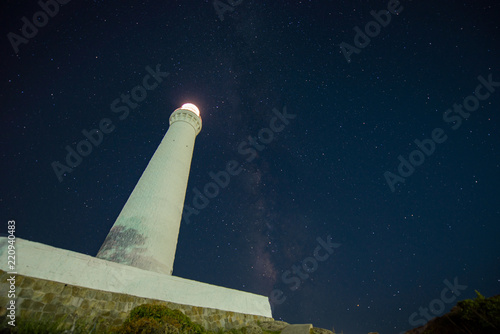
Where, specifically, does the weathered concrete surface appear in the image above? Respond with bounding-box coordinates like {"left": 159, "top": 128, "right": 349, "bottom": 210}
{"left": 311, "top": 328, "right": 333, "bottom": 334}
{"left": 260, "top": 320, "right": 290, "bottom": 331}
{"left": 0, "top": 237, "right": 272, "bottom": 318}
{"left": 282, "top": 323, "right": 313, "bottom": 334}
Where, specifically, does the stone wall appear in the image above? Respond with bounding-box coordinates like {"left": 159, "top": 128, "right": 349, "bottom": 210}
{"left": 0, "top": 238, "right": 272, "bottom": 319}
{"left": 0, "top": 270, "right": 273, "bottom": 332}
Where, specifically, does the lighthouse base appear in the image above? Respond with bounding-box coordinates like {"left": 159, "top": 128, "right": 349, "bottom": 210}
{"left": 0, "top": 237, "right": 272, "bottom": 330}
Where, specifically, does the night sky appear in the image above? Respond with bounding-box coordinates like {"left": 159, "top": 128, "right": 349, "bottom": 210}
{"left": 1, "top": 1, "right": 500, "bottom": 333}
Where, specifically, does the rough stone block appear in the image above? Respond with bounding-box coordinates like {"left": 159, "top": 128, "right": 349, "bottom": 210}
{"left": 42, "top": 303, "right": 58, "bottom": 313}
{"left": 59, "top": 293, "right": 73, "bottom": 304}
{"left": 101, "top": 310, "right": 112, "bottom": 317}
{"left": 15, "top": 275, "right": 25, "bottom": 286}
{"left": 95, "top": 300, "right": 107, "bottom": 309}
{"left": 72, "top": 286, "right": 86, "bottom": 298}
{"left": 69, "top": 296, "right": 83, "bottom": 307}
{"left": 32, "top": 290, "right": 45, "bottom": 302}
{"left": 124, "top": 302, "right": 135, "bottom": 312}
{"left": 18, "top": 288, "right": 33, "bottom": 299}
{"left": 93, "top": 290, "right": 106, "bottom": 301}
{"left": 20, "top": 299, "right": 32, "bottom": 309}
{"left": 84, "top": 289, "right": 97, "bottom": 299}
{"left": 30, "top": 301, "right": 45, "bottom": 312}
{"left": 65, "top": 304, "right": 77, "bottom": 314}
{"left": 45, "top": 282, "right": 65, "bottom": 294}
{"left": 108, "top": 309, "right": 120, "bottom": 319}
{"left": 20, "top": 277, "right": 35, "bottom": 289}
{"left": 74, "top": 307, "right": 88, "bottom": 317}
{"left": 105, "top": 301, "right": 116, "bottom": 310}
{"left": 79, "top": 299, "right": 90, "bottom": 310}
{"left": 61, "top": 285, "right": 72, "bottom": 296}
{"left": 33, "top": 279, "right": 45, "bottom": 290}
{"left": 117, "top": 294, "right": 129, "bottom": 303}
{"left": 115, "top": 301, "right": 126, "bottom": 312}
{"left": 42, "top": 292, "right": 57, "bottom": 304}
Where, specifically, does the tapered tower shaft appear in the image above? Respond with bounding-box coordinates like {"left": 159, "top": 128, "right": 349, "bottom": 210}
{"left": 96, "top": 104, "right": 202, "bottom": 275}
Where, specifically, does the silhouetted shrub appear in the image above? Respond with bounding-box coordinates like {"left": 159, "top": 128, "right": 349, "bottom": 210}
{"left": 113, "top": 304, "right": 207, "bottom": 334}
{"left": 420, "top": 291, "right": 500, "bottom": 334}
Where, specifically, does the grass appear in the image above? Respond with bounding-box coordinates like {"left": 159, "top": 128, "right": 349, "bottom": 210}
{"left": 0, "top": 315, "right": 108, "bottom": 334}
{"left": 0, "top": 316, "right": 66, "bottom": 334}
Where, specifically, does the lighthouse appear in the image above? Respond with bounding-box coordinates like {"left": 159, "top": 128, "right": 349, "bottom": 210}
{"left": 96, "top": 103, "right": 202, "bottom": 275}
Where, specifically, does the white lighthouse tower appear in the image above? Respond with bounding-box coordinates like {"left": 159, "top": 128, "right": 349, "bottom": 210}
{"left": 96, "top": 103, "right": 202, "bottom": 275}
{"left": 1, "top": 102, "right": 272, "bottom": 320}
